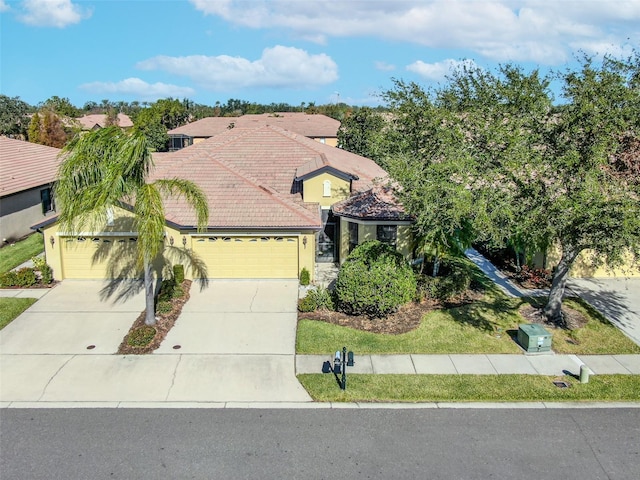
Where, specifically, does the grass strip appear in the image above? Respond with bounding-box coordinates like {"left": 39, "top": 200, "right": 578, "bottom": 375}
{"left": 298, "top": 374, "right": 640, "bottom": 403}
{"left": 0, "top": 297, "right": 37, "bottom": 330}
{"left": 297, "top": 298, "right": 640, "bottom": 355}
{"left": 0, "top": 234, "right": 44, "bottom": 273}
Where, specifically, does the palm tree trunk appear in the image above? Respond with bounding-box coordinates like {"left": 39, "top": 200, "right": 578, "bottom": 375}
{"left": 543, "top": 243, "right": 579, "bottom": 324}
{"left": 144, "top": 256, "right": 156, "bottom": 326}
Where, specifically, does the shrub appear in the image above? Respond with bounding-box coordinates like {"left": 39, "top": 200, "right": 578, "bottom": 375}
{"left": 299, "top": 267, "right": 310, "bottom": 286}
{"left": 0, "top": 271, "right": 18, "bottom": 287}
{"left": 173, "top": 264, "right": 185, "bottom": 284}
{"left": 298, "top": 286, "right": 335, "bottom": 312}
{"left": 418, "top": 257, "right": 474, "bottom": 302}
{"left": 14, "top": 268, "right": 37, "bottom": 287}
{"left": 156, "top": 300, "right": 173, "bottom": 314}
{"left": 298, "top": 295, "right": 317, "bottom": 312}
{"left": 32, "top": 256, "right": 53, "bottom": 284}
{"left": 334, "top": 240, "right": 416, "bottom": 317}
{"left": 127, "top": 326, "right": 156, "bottom": 347}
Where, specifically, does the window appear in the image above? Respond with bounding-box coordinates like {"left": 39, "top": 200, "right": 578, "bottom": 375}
{"left": 376, "top": 225, "right": 397, "bottom": 246}
{"left": 323, "top": 179, "right": 331, "bottom": 197}
{"left": 40, "top": 188, "right": 54, "bottom": 215}
{"left": 106, "top": 207, "right": 114, "bottom": 226}
{"left": 348, "top": 222, "right": 358, "bottom": 253}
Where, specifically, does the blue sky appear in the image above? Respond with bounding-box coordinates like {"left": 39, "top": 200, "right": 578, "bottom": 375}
{"left": 1, "top": 0, "right": 638, "bottom": 108}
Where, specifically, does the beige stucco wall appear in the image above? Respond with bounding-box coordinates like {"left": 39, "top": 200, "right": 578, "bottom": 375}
{"left": 545, "top": 245, "right": 640, "bottom": 278}
{"left": 303, "top": 173, "right": 350, "bottom": 207}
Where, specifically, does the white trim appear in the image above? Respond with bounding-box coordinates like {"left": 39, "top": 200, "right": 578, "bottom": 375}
{"left": 57, "top": 232, "right": 139, "bottom": 237}
{"left": 189, "top": 232, "right": 301, "bottom": 237}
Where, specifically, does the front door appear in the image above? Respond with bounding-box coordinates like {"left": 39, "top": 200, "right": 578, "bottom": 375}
{"left": 316, "top": 209, "right": 337, "bottom": 263}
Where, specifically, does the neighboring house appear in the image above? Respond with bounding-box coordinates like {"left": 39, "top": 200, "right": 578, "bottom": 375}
{"left": 37, "top": 125, "right": 412, "bottom": 282}
{"left": 168, "top": 113, "right": 340, "bottom": 151}
{"left": 76, "top": 113, "right": 134, "bottom": 131}
{"left": 0, "top": 137, "right": 61, "bottom": 242}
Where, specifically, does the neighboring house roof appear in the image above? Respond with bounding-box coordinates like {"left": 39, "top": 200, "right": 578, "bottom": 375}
{"left": 332, "top": 185, "right": 411, "bottom": 222}
{"left": 77, "top": 113, "right": 133, "bottom": 130}
{"left": 151, "top": 125, "right": 387, "bottom": 229}
{"left": 168, "top": 112, "right": 340, "bottom": 139}
{"left": 0, "top": 136, "right": 62, "bottom": 197}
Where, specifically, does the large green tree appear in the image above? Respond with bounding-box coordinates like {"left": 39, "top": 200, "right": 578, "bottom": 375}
{"left": 56, "top": 127, "right": 209, "bottom": 325}
{"left": 380, "top": 56, "right": 640, "bottom": 323}
{"left": 0, "top": 95, "right": 32, "bottom": 138}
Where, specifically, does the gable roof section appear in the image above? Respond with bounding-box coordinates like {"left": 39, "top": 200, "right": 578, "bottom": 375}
{"left": 167, "top": 112, "right": 339, "bottom": 139}
{"left": 77, "top": 113, "right": 133, "bottom": 130}
{"left": 150, "top": 127, "right": 323, "bottom": 229}
{"left": 0, "top": 137, "right": 62, "bottom": 197}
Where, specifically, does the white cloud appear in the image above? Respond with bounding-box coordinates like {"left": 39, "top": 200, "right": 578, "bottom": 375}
{"left": 407, "top": 59, "right": 478, "bottom": 81}
{"left": 18, "top": 0, "right": 91, "bottom": 28}
{"left": 375, "top": 61, "right": 396, "bottom": 72}
{"left": 79, "top": 78, "right": 195, "bottom": 99}
{"left": 0, "top": 1, "right": 10, "bottom": 13}
{"left": 188, "top": 0, "right": 640, "bottom": 64}
{"left": 137, "top": 45, "right": 338, "bottom": 91}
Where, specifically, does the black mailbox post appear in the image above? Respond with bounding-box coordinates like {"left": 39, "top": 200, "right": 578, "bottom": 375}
{"left": 326, "top": 346, "right": 354, "bottom": 390}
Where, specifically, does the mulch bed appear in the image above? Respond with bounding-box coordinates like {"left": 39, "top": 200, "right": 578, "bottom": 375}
{"left": 117, "top": 280, "right": 191, "bottom": 354}
{"left": 519, "top": 303, "right": 588, "bottom": 330}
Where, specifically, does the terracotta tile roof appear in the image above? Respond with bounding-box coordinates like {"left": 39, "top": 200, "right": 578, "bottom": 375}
{"left": 76, "top": 113, "right": 133, "bottom": 130}
{"left": 151, "top": 125, "right": 387, "bottom": 229}
{"left": 0, "top": 137, "right": 62, "bottom": 197}
{"left": 332, "top": 185, "right": 411, "bottom": 222}
{"left": 168, "top": 112, "right": 339, "bottom": 139}
{"left": 168, "top": 116, "right": 239, "bottom": 137}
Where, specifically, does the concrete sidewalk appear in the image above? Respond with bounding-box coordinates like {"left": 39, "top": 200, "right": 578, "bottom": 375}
{"left": 296, "top": 353, "right": 640, "bottom": 375}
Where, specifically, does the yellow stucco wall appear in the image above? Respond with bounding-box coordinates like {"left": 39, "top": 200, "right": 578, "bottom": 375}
{"left": 337, "top": 218, "right": 413, "bottom": 264}
{"left": 313, "top": 137, "right": 338, "bottom": 147}
{"left": 303, "top": 173, "right": 350, "bottom": 207}
{"left": 545, "top": 246, "right": 640, "bottom": 278}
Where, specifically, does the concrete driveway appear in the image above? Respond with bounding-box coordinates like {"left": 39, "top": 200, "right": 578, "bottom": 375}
{"left": 568, "top": 278, "right": 640, "bottom": 346}
{"left": 0, "top": 280, "right": 311, "bottom": 405}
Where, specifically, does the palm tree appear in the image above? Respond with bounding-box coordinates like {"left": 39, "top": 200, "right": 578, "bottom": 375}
{"left": 55, "top": 127, "right": 209, "bottom": 325}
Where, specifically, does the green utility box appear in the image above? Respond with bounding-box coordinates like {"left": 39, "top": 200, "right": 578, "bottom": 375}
{"left": 517, "top": 324, "right": 552, "bottom": 353}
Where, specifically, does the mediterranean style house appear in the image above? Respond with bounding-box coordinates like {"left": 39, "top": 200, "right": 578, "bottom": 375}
{"left": 0, "top": 137, "right": 61, "bottom": 242}
{"left": 167, "top": 112, "right": 340, "bottom": 151}
{"left": 36, "top": 125, "right": 412, "bottom": 282}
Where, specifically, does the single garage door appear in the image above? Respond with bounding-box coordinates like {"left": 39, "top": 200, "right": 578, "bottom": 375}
{"left": 192, "top": 235, "right": 298, "bottom": 279}
{"left": 61, "top": 236, "right": 139, "bottom": 279}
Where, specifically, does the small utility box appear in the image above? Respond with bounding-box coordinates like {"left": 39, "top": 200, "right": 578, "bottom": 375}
{"left": 517, "top": 324, "right": 552, "bottom": 353}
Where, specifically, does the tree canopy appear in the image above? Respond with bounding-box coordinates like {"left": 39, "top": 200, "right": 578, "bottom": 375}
{"left": 347, "top": 55, "right": 640, "bottom": 322}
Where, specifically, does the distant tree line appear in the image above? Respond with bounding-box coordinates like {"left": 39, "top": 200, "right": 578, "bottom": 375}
{"left": 0, "top": 94, "right": 387, "bottom": 151}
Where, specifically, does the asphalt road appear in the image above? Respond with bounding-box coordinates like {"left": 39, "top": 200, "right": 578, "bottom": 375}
{"left": 1, "top": 408, "right": 639, "bottom": 479}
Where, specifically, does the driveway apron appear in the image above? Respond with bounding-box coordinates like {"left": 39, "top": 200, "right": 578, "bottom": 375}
{"left": 0, "top": 280, "right": 311, "bottom": 404}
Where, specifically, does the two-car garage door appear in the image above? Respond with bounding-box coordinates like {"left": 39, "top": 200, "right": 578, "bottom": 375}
{"left": 192, "top": 235, "right": 298, "bottom": 279}
{"left": 60, "top": 235, "right": 299, "bottom": 279}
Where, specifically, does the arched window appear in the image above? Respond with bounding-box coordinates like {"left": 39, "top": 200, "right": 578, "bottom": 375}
{"left": 323, "top": 179, "right": 331, "bottom": 197}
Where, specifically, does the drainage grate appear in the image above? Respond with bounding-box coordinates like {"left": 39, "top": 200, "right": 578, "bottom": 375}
{"left": 173, "top": 345, "right": 181, "bottom": 350}
{"left": 553, "top": 381, "right": 570, "bottom": 388}
{"left": 86, "top": 345, "right": 95, "bottom": 350}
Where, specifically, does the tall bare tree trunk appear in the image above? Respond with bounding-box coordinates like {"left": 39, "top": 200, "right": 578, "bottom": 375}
{"left": 144, "top": 257, "right": 156, "bottom": 326}
{"left": 543, "top": 243, "right": 580, "bottom": 324}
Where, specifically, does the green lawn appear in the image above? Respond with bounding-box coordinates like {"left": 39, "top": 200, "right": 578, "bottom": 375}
{"left": 297, "top": 294, "right": 640, "bottom": 355}
{"left": 0, "top": 297, "right": 37, "bottom": 330}
{"left": 298, "top": 374, "right": 640, "bottom": 403}
{"left": 0, "top": 234, "right": 44, "bottom": 273}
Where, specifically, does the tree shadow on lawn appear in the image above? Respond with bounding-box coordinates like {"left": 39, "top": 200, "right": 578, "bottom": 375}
{"left": 445, "top": 294, "right": 519, "bottom": 333}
